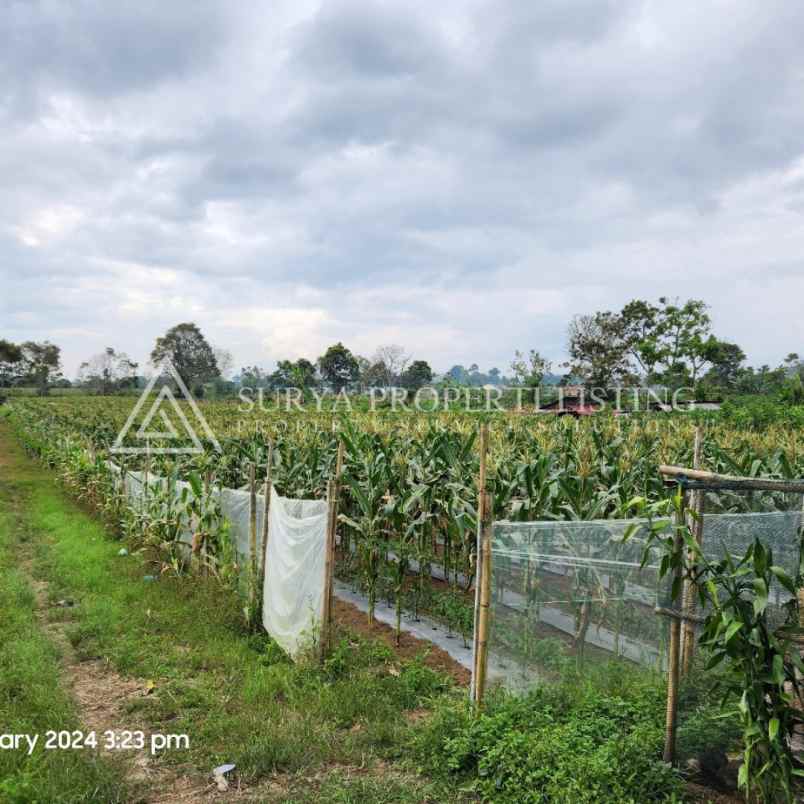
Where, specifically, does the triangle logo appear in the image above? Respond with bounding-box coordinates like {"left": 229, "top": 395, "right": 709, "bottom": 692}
{"left": 111, "top": 358, "right": 222, "bottom": 454}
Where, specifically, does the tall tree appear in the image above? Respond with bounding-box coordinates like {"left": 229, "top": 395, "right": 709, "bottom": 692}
{"left": 400, "top": 360, "right": 433, "bottom": 392}
{"left": 213, "top": 347, "right": 234, "bottom": 379}
{"left": 510, "top": 350, "right": 552, "bottom": 387}
{"left": 783, "top": 353, "right": 803, "bottom": 380}
{"left": 735, "top": 365, "right": 786, "bottom": 396}
{"left": 359, "top": 359, "right": 388, "bottom": 390}
{"left": 372, "top": 345, "right": 410, "bottom": 388}
{"left": 151, "top": 322, "right": 219, "bottom": 395}
{"left": 78, "top": 347, "right": 138, "bottom": 394}
{"left": 567, "top": 297, "right": 733, "bottom": 390}
{"left": 0, "top": 340, "right": 23, "bottom": 387}
{"left": 317, "top": 343, "right": 359, "bottom": 392}
{"left": 271, "top": 358, "right": 317, "bottom": 390}
{"left": 567, "top": 313, "right": 635, "bottom": 388}
{"left": 239, "top": 365, "right": 271, "bottom": 388}
{"left": 445, "top": 365, "right": 468, "bottom": 384}
{"left": 618, "top": 299, "right": 660, "bottom": 376}
{"left": 649, "top": 297, "right": 714, "bottom": 383}
{"left": 18, "top": 341, "right": 62, "bottom": 395}
{"left": 703, "top": 341, "right": 746, "bottom": 390}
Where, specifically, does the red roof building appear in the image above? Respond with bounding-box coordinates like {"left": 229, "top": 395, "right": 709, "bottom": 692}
{"left": 539, "top": 386, "right": 602, "bottom": 417}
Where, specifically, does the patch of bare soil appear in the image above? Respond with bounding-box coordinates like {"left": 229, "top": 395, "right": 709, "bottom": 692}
{"left": 684, "top": 780, "right": 744, "bottom": 803}
{"left": 332, "top": 597, "right": 471, "bottom": 686}
{"left": 17, "top": 555, "right": 232, "bottom": 801}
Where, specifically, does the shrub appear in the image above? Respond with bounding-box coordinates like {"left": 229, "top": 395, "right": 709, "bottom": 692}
{"left": 720, "top": 397, "right": 804, "bottom": 428}
{"left": 413, "top": 677, "right": 682, "bottom": 803}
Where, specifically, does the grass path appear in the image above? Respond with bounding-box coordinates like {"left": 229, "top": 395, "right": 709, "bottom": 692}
{"left": 0, "top": 421, "right": 466, "bottom": 803}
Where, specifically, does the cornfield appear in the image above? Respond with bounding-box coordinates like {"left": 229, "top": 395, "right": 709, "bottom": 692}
{"left": 6, "top": 396, "right": 803, "bottom": 637}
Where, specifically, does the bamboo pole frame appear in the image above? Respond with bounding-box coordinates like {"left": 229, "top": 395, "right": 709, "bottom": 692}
{"left": 663, "top": 488, "right": 687, "bottom": 764}
{"left": 473, "top": 489, "right": 493, "bottom": 710}
{"left": 248, "top": 463, "right": 258, "bottom": 616}
{"left": 200, "top": 470, "right": 212, "bottom": 578}
{"left": 660, "top": 465, "right": 804, "bottom": 494}
{"left": 258, "top": 442, "right": 274, "bottom": 601}
{"left": 796, "top": 495, "right": 804, "bottom": 719}
{"left": 333, "top": 438, "right": 345, "bottom": 554}
{"left": 660, "top": 459, "right": 804, "bottom": 760}
{"left": 471, "top": 422, "right": 489, "bottom": 703}
{"left": 319, "top": 437, "right": 345, "bottom": 662}
{"left": 321, "top": 478, "right": 338, "bottom": 661}
{"left": 681, "top": 428, "right": 704, "bottom": 674}
{"left": 143, "top": 443, "right": 150, "bottom": 513}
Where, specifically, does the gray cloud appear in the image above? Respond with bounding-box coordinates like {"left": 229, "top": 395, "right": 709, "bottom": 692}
{"left": 1, "top": 1, "right": 229, "bottom": 112}
{"left": 2, "top": 0, "right": 803, "bottom": 377}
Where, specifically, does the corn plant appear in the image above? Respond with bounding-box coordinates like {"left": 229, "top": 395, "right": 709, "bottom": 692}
{"left": 640, "top": 494, "right": 804, "bottom": 802}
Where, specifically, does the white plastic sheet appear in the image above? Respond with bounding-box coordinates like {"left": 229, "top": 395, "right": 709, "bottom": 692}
{"left": 106, "top": 460, "right": 330, "bottom": 657}
{"left": 220, "top": 487, "right": 260, "bottom": 559}
{"left": 261, "top": 488, "right": 329, "bottom": 658}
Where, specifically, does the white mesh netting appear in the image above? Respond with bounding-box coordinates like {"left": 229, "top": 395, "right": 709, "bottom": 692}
{"left": 483, "top": 504, "right": 803, "bottom": 693}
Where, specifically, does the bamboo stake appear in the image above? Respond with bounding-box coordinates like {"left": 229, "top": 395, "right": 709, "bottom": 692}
{"left": 335, "top": 437, "right": 345, "bottom": 477}
{"left": 334, "top": 439, "right": 344, "bottom": 529}
{"left": 258, "top": 443, "right": 274, "bottom": 599}
{"left": 471, "top": 422, "right": 489, "bottom": 702}
{"left": 681, "top": 427, "right": 704, "bottom": 674}
{"left": 659, "top": 465, "right": 804, "bottom": 494}
{"left": 655, "top": 606, "right": 706, "bottom": 624}
{"left": 191, "top": 474, "right": 203, "bottom": 575}
{"left": 321, "top": 478, "right": 338, "bottom": 661}
{"left": 796, "top": 495, "right": 804, "bottom": 725}
{"left": 143, "top": 443, "right": 150, "bottom": 513}
{"left": 473, "top": 489, "right": 493, "bottom": 710}
{"left": 663, "top": 488, "right": 687, "bottom": 764}
{"left": 474, "top": 492, "right": 491, "bottom": 709}
{"left": 799, "top": 495, "right": 804, "bottom": 636}
{"left": 202, "top": 471, "right": 212, "bottom": 579}
{"left": 249, "top": 463, "right": 257, "bottom": 616}
{"left": 334, "top": 435, "right": 346, "bottom": 554}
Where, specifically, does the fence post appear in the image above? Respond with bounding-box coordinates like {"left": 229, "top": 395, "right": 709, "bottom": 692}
{"left": 334, "top": 438, "right": 344, "bottom": 545}
{"left": 797, "top": 494, "right": 804, "bottom": 737}
{"left": 321, "top": 478, "right": 338, "bottom": 662}
{"left": 259, "top": 442, "right": 274, "bottom": 600}
{"left": 471, "top": 423, "right": 489, "bottom": 703}
{"left": 663, "top": 488, "right": 687, "bottom": 764}
{"left": 473, "top": 489, "right": 493, "bottom": 710}
{"left": 143, "top": 443, "right": 150, "bottom": 513}
{"left": 201, "top": 471, "right": 212, "bottom": 578}
{"left": 681, "top": 427, "right": 704, "bottom": 674}
{"left": 334, "top": 435, "right": 346, "bottom": 555}
{"left": 249, "top": 463, "right": 258, "bottom": 617}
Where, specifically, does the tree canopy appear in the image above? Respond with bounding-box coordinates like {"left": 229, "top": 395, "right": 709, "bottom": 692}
{"left": 0, "top": 340, "right": 23, "bottom": 387}
{"left": 511, "top": 350, "right": 552, "bottom": 388}
{"left": 400, "top": 360, "right": 433, "bottom": 392}
{"left": 18, "top": 341, "right": 63, "bottom": 395}
{"left": 272, "top": 358, "right": 317, "bottom": 390}
{"left": 317, "top": 342, "right": 359, "bottom": 392}
{"left": 78, "top": 347, "right": 138, "bottom": 394}
{"left": 567, "top": 297, "right": 745, "bottom": 392}
{"left": 151, "top": 322, "right": 219, "bottom": 395}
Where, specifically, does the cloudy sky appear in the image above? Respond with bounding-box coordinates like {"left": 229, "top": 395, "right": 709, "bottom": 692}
{"left": 2, "top": 0, "right": 803, "bottom": 379}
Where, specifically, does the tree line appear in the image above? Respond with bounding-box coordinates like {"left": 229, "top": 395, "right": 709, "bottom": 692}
{"left": 564, "top": 297, "right": 802, "bottom": 401}
{"left": 1, "top": 297, "right": 801, "bottom": 401}
{"left": 0, "top": 340, "right": 65, "bottom": 395}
